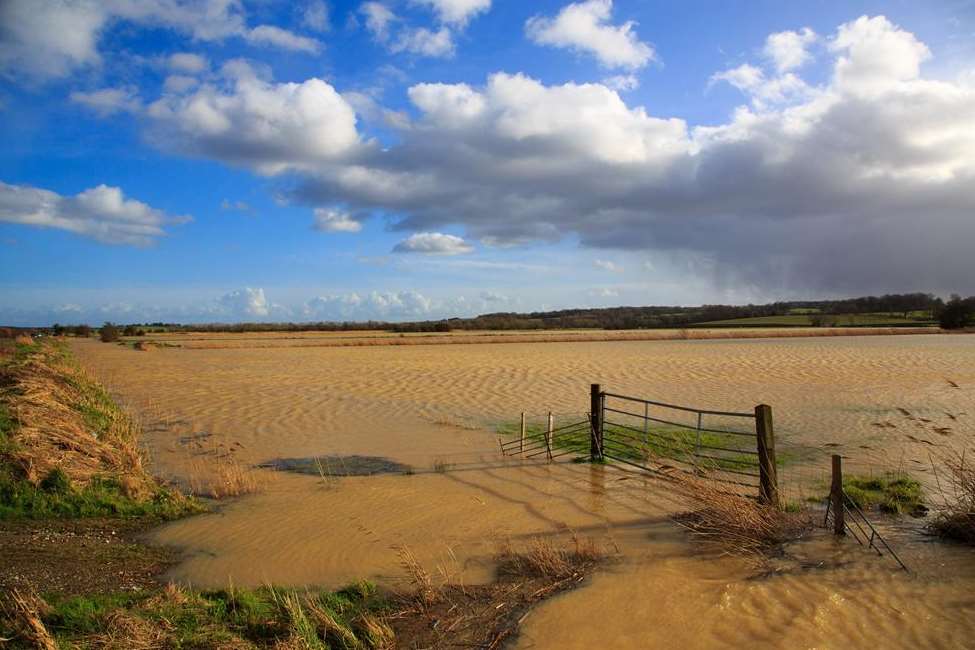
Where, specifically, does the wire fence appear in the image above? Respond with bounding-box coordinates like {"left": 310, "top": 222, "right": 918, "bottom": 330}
{"left": 598, "top": 392, "right": 762, "bottom": 493}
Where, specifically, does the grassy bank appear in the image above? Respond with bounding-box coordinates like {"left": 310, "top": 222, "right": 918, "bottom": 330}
{"left": 4, "top": 581, "right": 391, "bottom": 649}
{"left": 0, "top": 337, "right": 199, "bottom": 520}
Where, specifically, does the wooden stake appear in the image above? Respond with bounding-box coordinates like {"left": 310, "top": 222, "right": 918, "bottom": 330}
{"left": 831, "top": 454, "right": 845, "bottom": 535}
{"left": 546, "top": 411, "right": 554, "bottom": 461}
{"left": 520, "top": 411, "right": 526, "bottom": 453}
{"left": 755, "top": 404, "right": 779, "bottom": 507}
{"left": 590, "top": 384, "right": 602, "bottom": 461}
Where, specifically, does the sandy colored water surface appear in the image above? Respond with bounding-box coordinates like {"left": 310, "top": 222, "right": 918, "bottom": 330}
{"left": 71, "top": 333, "right": 975, "bottom": 648}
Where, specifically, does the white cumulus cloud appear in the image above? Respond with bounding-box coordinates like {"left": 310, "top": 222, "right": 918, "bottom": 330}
{"left": 219, "top": 287, "right": 270, "bottom": 318}
{"left": 0, "top": 181, "right": 188, "bottom": 246}
{"left": 304, "top": 290, "right": 433, "bottom": 320}
{"left": 146, "top": 62, "right": 361, "bottom": 174}
{"left": 526, "top": 0, "right": 655, "bottom": 70}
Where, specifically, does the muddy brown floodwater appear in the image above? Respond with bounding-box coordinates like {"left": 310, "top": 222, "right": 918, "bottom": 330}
{"left": 72, "top": 334, "right": 975, "bottom": 648}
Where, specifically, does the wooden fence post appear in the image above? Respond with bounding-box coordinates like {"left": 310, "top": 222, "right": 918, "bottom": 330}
{"left": 755, "top": 404, "right": 779, "bottom": 507}
{"left": 831, "top": 454, "right": 845, "bottom": 536}
{"left": 546, "top": 412, "right": 554, "bottom": 461}
{"left": 590, "top": 384, "right": 603, "bottom": 462}
{"left": 520, "top": 412, "right": 526, "bottom": 453}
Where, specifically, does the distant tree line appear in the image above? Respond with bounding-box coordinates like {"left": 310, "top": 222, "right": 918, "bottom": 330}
{"left": 15, "top": 292, "right": 975, "bottom": 334}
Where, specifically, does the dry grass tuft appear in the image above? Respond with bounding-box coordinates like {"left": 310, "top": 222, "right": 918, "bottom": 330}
{"left": 669, "top": 473, "right": 812, "bottom": 558}
{"left": 355, "top": 612, "right": 395, "bottom": 650}
{"left": 1, "top": 588, "right": 56, "bottom": 650}
{"left": 133, "top": 340, "right": 155, "bottom": 352}
{"left": 496, "top": 534, "right": 602, "bottom": 580}
{"left": 97, "top": 609, "right": 167, "bottom": 650}
{"left": 186, "top": 455, "right": 262, "bottom": 499}
{"left": 395, "top": 546, "right": 437, "bottom": 610}
{"left": 13, "top": 335, "right": 34, "bottom": 346}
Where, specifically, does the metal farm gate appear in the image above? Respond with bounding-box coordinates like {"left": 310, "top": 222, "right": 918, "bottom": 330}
{"left": 501, "top": 384, "right": 780, "bottom": 505}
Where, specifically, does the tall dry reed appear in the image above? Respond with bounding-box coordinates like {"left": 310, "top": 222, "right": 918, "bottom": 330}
{"left": 929, "top": 449, "right": 975, "bottom": 544}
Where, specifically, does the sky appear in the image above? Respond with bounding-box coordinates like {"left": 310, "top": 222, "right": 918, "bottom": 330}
{"left": 0, "top": 0, "right": 973, "bottom": 325}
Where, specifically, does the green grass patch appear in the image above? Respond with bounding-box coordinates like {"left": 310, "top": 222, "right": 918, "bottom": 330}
{"left": 0, "top": 469, "right": 201, "bottom": 520}
{"left": 840, "top": 474, "right": 924, "bottom": 515}
{"left": 36, "top": 582, "right": 391, "bottom": 649}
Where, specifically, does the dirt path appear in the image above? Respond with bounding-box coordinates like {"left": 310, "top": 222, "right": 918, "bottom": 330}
{"left": 0, "top": 518, "right": 178, "bottom": 596}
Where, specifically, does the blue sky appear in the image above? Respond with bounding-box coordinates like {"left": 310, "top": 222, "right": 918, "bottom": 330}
{"left": 1, "top": 0, "right": 973, "bottom": 325}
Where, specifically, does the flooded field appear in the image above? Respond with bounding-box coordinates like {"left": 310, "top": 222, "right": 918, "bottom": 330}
{"left": 71, "top": 333, "right": 975, "bottom": 648}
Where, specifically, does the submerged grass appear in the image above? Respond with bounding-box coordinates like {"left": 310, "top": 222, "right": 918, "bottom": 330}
{"left": 0, "top": 471, "right": 194, "bottom": 520}
{"left": 842, "top": 474, "right": 925, "bottom": 515}
{"left": 497, "top": 418, "right": 796, "bottom": 472}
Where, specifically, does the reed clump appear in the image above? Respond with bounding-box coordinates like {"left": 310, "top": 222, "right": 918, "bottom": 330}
{"left": 929, "top": 449, "right": 975, "bottom": 544}
{"left": 387, "top": 536, "right": 607, "bottom": 649}
{"left": 496, "top": 534, "right": 602, "bottom": 580}
{"left": 669, "top": 472, "right": 813, "bottom": 557}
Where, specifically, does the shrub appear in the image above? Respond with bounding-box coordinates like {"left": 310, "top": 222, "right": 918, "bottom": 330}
{"left": 938, "top": 296, "right": 975, "bottom": 329}
{"left": 99, "top": 322, "right": 120, "bottom": 343}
